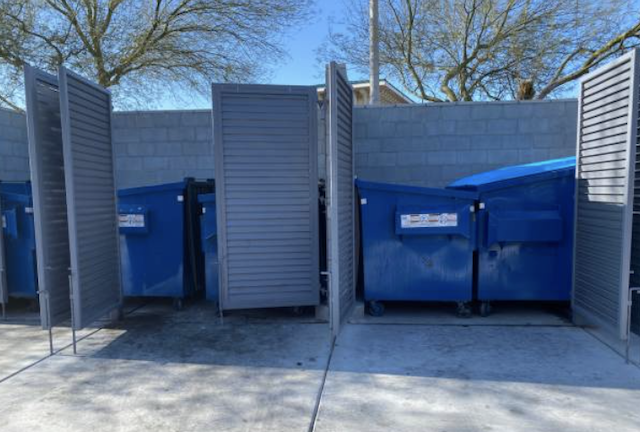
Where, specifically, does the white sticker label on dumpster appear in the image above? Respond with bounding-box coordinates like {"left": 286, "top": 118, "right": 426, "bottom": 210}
{"left": 119, "top": 214, "right": 145, "bottom": 228}
{"left": 400, "top": 213, "right": 458, "bottom": 228}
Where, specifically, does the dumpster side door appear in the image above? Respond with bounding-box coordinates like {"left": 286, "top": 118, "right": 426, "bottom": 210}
{"left": 326, "top": 62, "right": 356, "bottom": 336}
{"left": 59, "top": 67, "right": 122, "bottom": 330}
{"left": 212, "top": 84, "right": 320, "bottom": 310}
{"left": 24, "top": 66, "right": 72, "bottom": 330}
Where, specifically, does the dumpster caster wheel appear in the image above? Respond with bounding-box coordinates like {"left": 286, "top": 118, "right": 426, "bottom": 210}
{"left": 480, "top": 302, "right": 492, "bottom": 317}
{"left": 173, "top": 299, "right": 184, "bottom": 311}
{"left": 456, "top": 302, "right": 472, "bottom": 318}
{"left": 367, "top": 301, "right": 385, "bottom": 317}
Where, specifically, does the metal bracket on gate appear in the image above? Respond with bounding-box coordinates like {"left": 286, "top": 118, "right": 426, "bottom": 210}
{"left": 626, "top": 287, "right": 640, "bottom": 364}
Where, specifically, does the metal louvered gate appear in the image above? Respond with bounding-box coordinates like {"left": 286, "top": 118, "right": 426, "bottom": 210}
{"left": 573, "top": 49, "right": 640, "bottom": 340}
{"left": 212, "top": 84, "right": 320, "bottom": 310}
{"left": 24, "top": 66, "right": 72, "bottom": 334}
{"left": 59, "top": 68, "right": 122, "bottom": 338}
{"left": 0, "top": 198, "right": 7, "bottom": 318}
{"left": 326, "top": 62, "right": 356, "bottom": 336}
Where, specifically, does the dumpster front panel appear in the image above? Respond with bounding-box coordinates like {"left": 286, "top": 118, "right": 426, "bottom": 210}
{"left": 0, "top": 187, "right": 38, "bottom": 299}
{"left": 475, "top": 173, "right": 575, "bottom": 301}
{"left": 198, "top": 194, "right": 218, "bottom": 302}
{"left": 357, "top": 181, "right": 476, "bottom": 303}
{"left": 24, "top": 65, "right": 71, "bottom": 329}
{"left": 119, "top": 182, "right": 186, "bottom": 298}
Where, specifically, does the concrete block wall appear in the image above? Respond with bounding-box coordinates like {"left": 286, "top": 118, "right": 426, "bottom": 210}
{"left": 2, "top": 100, "right": 578, "bottom": 189}
{"left": 354, "top": 100, "right": 578, "bottom": 187}
{"left": 0, "top": 108, "right": 30, "bottom": 182}
{"left": 112, "top": 110, "right": 214, "bottom": 189}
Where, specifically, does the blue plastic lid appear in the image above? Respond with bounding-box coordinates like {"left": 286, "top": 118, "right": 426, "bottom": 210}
{"left": 118, "top": 180, "right": 188, "bottom": 197}
{"left": 356, "top": 179, "right": 478, "bottom": 201}
{"left": 448, "top": 157, "right": 575, "bottom": 192}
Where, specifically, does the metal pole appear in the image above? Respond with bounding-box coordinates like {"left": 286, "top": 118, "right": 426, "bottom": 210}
{"left": 369, "top": 0, "right": 380, "bottom": 105}
{"left": 48, "top": 327, "right": 54, "bottom": 356}
{"left": 626, "top": 287, "right": 639, "bottom": 364}
{"left": 68, "top": 272, "right": 77, "bottom": 355}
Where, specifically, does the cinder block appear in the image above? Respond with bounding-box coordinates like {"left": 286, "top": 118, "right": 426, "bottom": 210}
{"left": 487, "top": 119, "right": 518, "bottom": 134}
{"left": 113, "top": 128, "right": 140, "bottom": 143}
{"left": 0, "top": 142, "right": 12, "bottom": 156}
{"left": 367, "top": 152, "right": 397, "bottom": 167}
{"left": 355, "top": 153, "right": 369, "bottom": 167}
{"left": 195, "top": 126, "right": 212, "bottom": 142}
{"left": 441, "top": 105, "right": 471, "bottom": 121}
{"left": 397, "top": 152, "right": 426, "bottom": 166}
{"left": 181, "top": 112, "right": 211, "bottom": 127}
{"left": 471, "top": 135, "right": 502, "bottom": 149}
{"left": 439, "top": 136, "right": 470, "bottom": 150}
{"left": 471, "top": 104, "right": 504, "bottom": 119}
{"left": 182, "top": 141, "right": 212, "bottom": 156}
{"left": 532, "top": 102, "right": 564, "bottom": 118}
{"left": 503, "top": 103, "right": 533, "bottom": 119}
{"left": 533, "top": 134, "right": 564, "bottom": 149}
{"left": 140, "top": 127, "right": 168, "bottom": 142}
{"left": 355, "top": 139, "right": 381, "bottom": 154}
{"left": 518, "top": 118, "right": 549, "bottom": 133}
{"left": 112, "top": 114, "right": 137, "bottom": 129}
{"left": 456, "top": 150, "right": 488, "bottom": 164}
{"left": 11, "top": 141, "right": 28, "bottom": 157}
{"left": 410, "top": 106, "right": 441, "bottom": 121}
{"left": 196, "top": 156, "right": 215, "bottom": 170}
{"left": 170, "top": 156, "right": 199, "bottom": 170}
{"left": 116, "top": 157, "right": 142, "bottom": 171}
{"left": 427, "top": 151, "right": 456, "bottom": 165}
{"left": 155, "top": 141, "right": 183, "bottom": 156}
{"left": 143, "top": 157, "right": 169, "bottom": 170}
{"left": 127, "top": 142, "right": 156, "bottom": 156}
{"left": 501, "top": 135, "right": 534, "bottom": 149}
{"left": 519, "top": 148, "right": 550, "bottom": 162}
{"left": 167, "top": 126, "right": 196, "bottom": 142}
{"left": 455, "top": 120, "right": 487, "bottom": 134}
{"left": 487, "top": 149, "right": 520, "bottom": 165}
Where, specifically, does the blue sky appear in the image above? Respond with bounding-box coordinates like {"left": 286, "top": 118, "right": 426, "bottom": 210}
{"left": 271, "top": 0, "right": 355, "bottom": 86}
{"left": 161, "top": 0, "right": 357, "bottom": 109}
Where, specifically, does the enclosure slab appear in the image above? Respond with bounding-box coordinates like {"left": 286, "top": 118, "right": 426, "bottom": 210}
{"left": 0, "top": 304, "right": 331, "bottom": 432}
{"left": 315, "top": 324, "right": 640, "bottom": 432}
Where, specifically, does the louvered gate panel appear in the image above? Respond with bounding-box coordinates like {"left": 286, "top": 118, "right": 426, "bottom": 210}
{"left": 212, "top": 84, "right": 320, "bottom": 310}
{"left": 573, "top": 50, "right": 640, "bottom": 339}
{"left": 0, "top": 198, "right": 7, "bottom": 311}
{"left": 326, "top": 62, "right": 356, "bottom": 336}
{"left": 59, "top": 68, "right": 122, "bottom": 330}
{"left": 24, "top": 66, "right": 72, "bottom": 329}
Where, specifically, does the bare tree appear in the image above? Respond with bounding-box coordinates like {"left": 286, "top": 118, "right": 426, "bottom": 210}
{"left": 0, "top": 0, "right": 311, "bottom": 110}
{"left": 322, "top": 0, "right": 640, "bottom": 102}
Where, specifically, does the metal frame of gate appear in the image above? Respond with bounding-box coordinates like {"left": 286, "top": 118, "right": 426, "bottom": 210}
{"left": 0, "top": 197, "right": 7, "bottom": 319}
{"left": 326, "top": 62, "right": 356, "bottom": 336}
{"left": 59, "top": 67, "right": 123, "bottom": 352}
{"left": 212, "top": 84, "right": 320, "bottom": 311}
{"left": 572, "top": 49, "right": 640, "bottom": 340}
{"left": 24, "top": 66, "right": 72, "bottom": 352}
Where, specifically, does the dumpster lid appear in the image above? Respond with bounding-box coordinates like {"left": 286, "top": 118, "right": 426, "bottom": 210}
{"left": 118, "top": 180, "right": 188, "bottom": 198}
{"left": 198, "top": 193, "right": 216, "bottom": 204}
{"left": 448, "top": 157, "right": 575, "bottom": 192}
{"left": 356, "top": 179, "right": 478, "bottom": 201}
{"left": 0, "top": 181, "right": 32, "bottom": 196}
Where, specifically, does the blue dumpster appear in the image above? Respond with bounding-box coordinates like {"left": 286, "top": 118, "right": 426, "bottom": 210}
{"left": 448, "top": 157, "right": 575, "bottom": 315}
{"left": 356, "top": 179, "right": 478, "bottom": 316}
{"left": 198, "top": 194, "right": 219, "bottom": 302}
{"left": 119, "top": 180, "right": 193, "bottom": 307}
{"left": 0, "top": 182, "right": 38, "bottom": 299}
